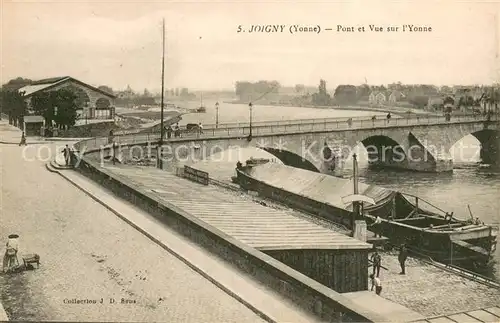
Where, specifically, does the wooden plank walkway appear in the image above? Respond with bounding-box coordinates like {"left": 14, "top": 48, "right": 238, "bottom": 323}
{"left": 105, "top": 165, "right": 372, "bottom": 251}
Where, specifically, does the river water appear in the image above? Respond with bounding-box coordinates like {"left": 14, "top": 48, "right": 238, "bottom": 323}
{"left": 182, "top": 99, "right": 500, "bottom": 280}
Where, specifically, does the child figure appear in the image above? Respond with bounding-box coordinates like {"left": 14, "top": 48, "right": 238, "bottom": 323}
{"left": 370, "top": 274, "right": 382, "bottom": 295}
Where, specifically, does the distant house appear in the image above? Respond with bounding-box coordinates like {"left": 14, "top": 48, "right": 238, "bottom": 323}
{"left": 427, "top": 96, "right": 444, "bottom": 110}
{"left": 443, "top": 96, "right": 455, "bottom": 112}
{"left": 470, "top": 89, "right": 484, "bottom": 102}
{"left": 18, "top": 76, "right": 116, "bottom": 120}
{"left": 388, "top": 91, "right": 405, "bottom": 105}
{"left": 369, "top": 91, "right": 387, "bottom": 105}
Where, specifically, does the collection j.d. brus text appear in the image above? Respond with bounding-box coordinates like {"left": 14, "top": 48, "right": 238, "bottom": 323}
{"left": 236, "top": 24, "right": 432, "bottom": 34}
{"left": 63, "top": 298, "right": 137, "bottom": 304}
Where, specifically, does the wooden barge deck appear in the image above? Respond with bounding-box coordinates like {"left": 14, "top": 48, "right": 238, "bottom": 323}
{"left": 104, "top": 164, "right": 372, "bottom": 293}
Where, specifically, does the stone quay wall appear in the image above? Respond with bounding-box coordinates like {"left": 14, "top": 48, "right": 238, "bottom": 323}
{"left": 72, "top": 154, "right": 387, "bottom": 323}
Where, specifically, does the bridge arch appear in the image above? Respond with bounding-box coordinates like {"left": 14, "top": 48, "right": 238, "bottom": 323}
{"left": 259, "top": 147, "right": 320, "bottom": 172}
{"left": 358, "top": 135, "right": 407, "bottom": 167}
{"left": 450, "top": 128, "right": 500, "bottom": 164}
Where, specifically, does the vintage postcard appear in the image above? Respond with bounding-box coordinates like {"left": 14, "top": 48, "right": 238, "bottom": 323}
{"left": 1, "top": 1, "right": 499, "bottom": 322}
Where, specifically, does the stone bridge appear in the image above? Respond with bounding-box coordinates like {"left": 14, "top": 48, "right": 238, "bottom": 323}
{"left": 90, "top": 115, "right": 500, "bottom": 174}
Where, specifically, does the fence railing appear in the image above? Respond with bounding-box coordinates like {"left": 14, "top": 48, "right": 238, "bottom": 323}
{"left": 74, "top": 113, "right": 497, "bottom": 154}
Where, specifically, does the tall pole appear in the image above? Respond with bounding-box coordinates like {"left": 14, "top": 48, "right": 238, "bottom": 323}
{"left": 158, "top": 18, "right": 166, "bottom": 169}
{"left": 352, "top": 153, "right": 360, "bottom": 235}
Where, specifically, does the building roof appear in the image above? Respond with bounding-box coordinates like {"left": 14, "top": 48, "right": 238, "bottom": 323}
{"left": 18, "top": 76, "right": 116, "bottom": 99}
{"left": 23, "top": 115, "right": 45, "bottom": 123}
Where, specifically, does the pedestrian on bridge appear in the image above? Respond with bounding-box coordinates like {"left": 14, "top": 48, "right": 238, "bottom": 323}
{"left": 174, "top": 124, "right": 181, "bottom": 138}
{"left": 166, "top": 125, "right": 172, "bottom": 139}
{"left": 198, "top": 122, "right": 203, "bottom": 134}
{"left": 386, "top": 113, "right": 392, "bottom": 123}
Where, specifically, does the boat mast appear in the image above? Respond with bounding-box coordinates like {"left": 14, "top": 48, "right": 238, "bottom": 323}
{"left": 158, "top": 18, "right": 166, "bottom": 169}
{"left": 352, "top": 153, "right": 360, "bottom": 234}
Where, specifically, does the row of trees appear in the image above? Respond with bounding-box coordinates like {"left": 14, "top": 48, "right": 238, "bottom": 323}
{"left": 235, "top": 81, "right": 281, "bottom": 101}
{"left": 31, "top": 90, "right": 78, "bottom": 128}
{"left": 0, "top": 89, "right": 26, "bottom": 127}
{"left": 1, "top": 77, "right": 79, "bottom": 128}
{"left": 244, "top": 79, "right": 500, "bottom": 109}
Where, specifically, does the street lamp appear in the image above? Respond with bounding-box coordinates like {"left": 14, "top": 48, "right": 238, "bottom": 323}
{"left": 215, "top": 101, "right": 219, "bottom": 128}
{"left": 248, "top": 102, "right": 253, "bottom": 141}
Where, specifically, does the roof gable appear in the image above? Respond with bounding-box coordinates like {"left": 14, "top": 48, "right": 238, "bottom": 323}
{"left": 18, "top": 76, "right": 116, "bottom": 99}
{"left": 31, "top": 76, "right": 70, "bottom": 85}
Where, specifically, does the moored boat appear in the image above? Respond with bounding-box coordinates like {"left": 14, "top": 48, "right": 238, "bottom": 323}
{"left": 234, "top": 160, "right": 498, "bottom": 269}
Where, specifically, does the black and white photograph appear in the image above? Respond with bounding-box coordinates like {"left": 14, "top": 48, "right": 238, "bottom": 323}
{"left": 1, "top": 1, "right": 499, "bottom": 322}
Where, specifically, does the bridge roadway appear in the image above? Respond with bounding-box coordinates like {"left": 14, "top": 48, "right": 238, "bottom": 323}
{"left": 0, "top": 128, "right": 305, "bottom": 322}
{"left": 103, "top": 114, "right": 493, "bottom": 147}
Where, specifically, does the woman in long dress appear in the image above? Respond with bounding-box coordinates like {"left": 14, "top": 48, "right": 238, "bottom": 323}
{"left": 3, "top": 234, "right": 19, "bottom": 272}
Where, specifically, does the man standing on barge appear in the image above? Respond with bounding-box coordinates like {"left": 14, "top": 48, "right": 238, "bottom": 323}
{"left": 398, "top": 244, "right": 408, "bottom": 275}
{"left": 371, "top": 249, "right": 382, "bottom": 277}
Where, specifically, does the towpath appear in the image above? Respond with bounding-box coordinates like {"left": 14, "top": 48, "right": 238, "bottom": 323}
{"left": 0, "top": 126, "right": 272, "bottom": 322}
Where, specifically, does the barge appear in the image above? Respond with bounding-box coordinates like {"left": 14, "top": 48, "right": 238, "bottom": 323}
{"left": 234, "top": 160, "right": 498, "bottom": 269}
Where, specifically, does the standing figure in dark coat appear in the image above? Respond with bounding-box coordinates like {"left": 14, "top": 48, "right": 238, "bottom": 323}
{"left": 62, "top": 145, "right": 71, "bottom": 166}
{"left": 166, "top": 126, "right": 172, "bottom": 139}
{"left": 398, "top": 244, "right": 408, "bottom": 275}
{"left": 371, "top": 249, "right": 382, "bottom": 277}
{"left": 19, "top": 132, "right": 26, "bottom": 146}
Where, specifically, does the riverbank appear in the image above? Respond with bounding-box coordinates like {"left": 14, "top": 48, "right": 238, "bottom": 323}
{"left": 224, "top": 100, "right": 434, "bottom": 117}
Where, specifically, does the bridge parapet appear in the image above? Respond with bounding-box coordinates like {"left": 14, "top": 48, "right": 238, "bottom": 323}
{"left": 74, "top": 114, "right": 499, "bottom": 173}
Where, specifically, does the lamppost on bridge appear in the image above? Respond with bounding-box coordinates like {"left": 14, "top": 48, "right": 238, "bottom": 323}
{"left": 248, "top": 102, "right": 253, "bottom": 141}
{"left": 215, "top": 101, "right": 219, "bottom": 128}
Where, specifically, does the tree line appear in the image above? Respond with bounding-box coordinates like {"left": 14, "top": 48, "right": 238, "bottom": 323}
{"left": 235, "top": 79, "right": 500, "bottom": 109}
{"left": 0, "top": 77, "right": 113, "bottom": 128}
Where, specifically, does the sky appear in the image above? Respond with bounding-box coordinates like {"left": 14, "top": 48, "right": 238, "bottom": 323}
{"left": 1, "top": 0, "right": 499, "bottom": 92}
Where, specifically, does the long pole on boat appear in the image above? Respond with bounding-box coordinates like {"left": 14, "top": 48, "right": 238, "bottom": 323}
{"left": 352, "top": 153, "right": 360, "bottom": 234}
{"left": 158, "top": 18, "right": 166, "bottom": 169}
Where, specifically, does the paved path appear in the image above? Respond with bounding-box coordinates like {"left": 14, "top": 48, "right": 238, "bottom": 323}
{"left": 368, "top": 251, "right": 500, "bottom": 318}
{"left": 0, "top": 120, "right": 87, "bottom": 144}
{"left": 52, "top": 165, "right": 319, "bottom": 323}
{"left": 411, "top": 306, "right": 500, "bottom": 323}
{"left": 0, "top": 143, "right": 270, "bottom": 322}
